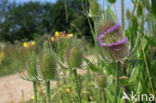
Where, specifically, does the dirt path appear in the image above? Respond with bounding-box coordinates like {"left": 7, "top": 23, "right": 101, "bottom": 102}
{"left": 0, "top": 56, "right": 95, "bottom": 103}
{"left": 0, "top": 74, "right": 33, "bottom": 103}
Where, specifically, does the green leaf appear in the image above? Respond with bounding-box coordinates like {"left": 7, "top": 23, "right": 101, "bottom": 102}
{"left": 129, "top": 64, "right": 140, "bottom": 82}
{"left": 84, "top": 57, "right": 99, "bottom": 72}
{"left": 152, "top": 0, "right": 156, "bottom": 17}
{"left": 145, "top": 35, "right": 156, "bottom": 48}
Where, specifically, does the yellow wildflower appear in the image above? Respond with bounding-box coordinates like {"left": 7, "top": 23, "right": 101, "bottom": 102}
{"left": 20, "top": 73, "right": 24, "bottom": 77}
{"left": 0, "top": 52, "right": 5, "bottom": 64}
{"left": 12, "top": 101, "right": 17, "bottom": 103}
{"left": 31, "top": 96, "right": 34, "bottom": 100}
{"left": 50, "top": 37, "right": 55, "bottom": 42}
{"left": 66, "top": 33, "right": 73, "bottom": 39}
{"left": 89, "top": 96, "right": 94, "bottom": 101}
{"left": 66, "top": 88, "right": 71, "bottom": 93}
{"left": 55, "top": 31, "right": 60, "bottom": 37}
{"left": 23, "top": 42, "right": 29, "bottom": 48}
{"left": 31, "top": 41, "right": 36, "bottom": 46}
{"left": 21, "top": 97, "right": 24, "bottom": 102}
{"left": 0, "top": 52, "right": 4, "bottom": 58}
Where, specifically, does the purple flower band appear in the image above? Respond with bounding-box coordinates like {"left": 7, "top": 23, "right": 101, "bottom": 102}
{"left": 97, "top": 24, "right": 128, "bottom": 47}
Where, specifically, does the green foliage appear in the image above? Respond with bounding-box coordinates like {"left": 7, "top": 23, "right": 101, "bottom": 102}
{"left": 152, "top": 0, "right": 156, "bottom": 17}
{"left": 27, "top": 51, "right": 37, "bottom": 77}
{"left": 0, "top": 0, "right": 92, "bottom": 42}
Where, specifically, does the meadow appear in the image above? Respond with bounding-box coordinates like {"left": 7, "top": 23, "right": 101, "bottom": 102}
{"left": 0, "top": 0, "right": 156, "bottom": 103}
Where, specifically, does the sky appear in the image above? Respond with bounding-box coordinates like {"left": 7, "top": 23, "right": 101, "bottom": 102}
{"left": 9, "top": 0, "right": 133, "bottom": 24}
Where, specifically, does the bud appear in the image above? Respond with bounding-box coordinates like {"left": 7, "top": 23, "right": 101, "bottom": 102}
{"left": 108, "top": 0, "right": 117, "bottom": 4}
{"left": 66, "top": 47, "right": 83, "bottom": 68}
{"left": 96, "top": 20, "right": 129, "bottom": 62}
{"left": 126, "top": 9, "right": 131, "bottom": 20}
{"left": 89, "top": 0, "right": 100, "bottom": 17}
{"left": 95, "top": 74, "right": 107, "bottom": 89}
{"left": 40, "top": 51, "right": 58, "bottom": 80}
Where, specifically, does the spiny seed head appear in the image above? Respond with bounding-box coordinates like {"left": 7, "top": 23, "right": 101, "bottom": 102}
{"left": 96, "top": 20, "right": 123, "bottom": 44}
{"left": 96, "top": 19, "right": 130, "bottom": 62}
{"left": 40, "top": 51, "right": 58, "bottom": 80}
{"left": 66, "top": 47, "right": 83, "bottom": 68}
{"left": 95, "top": 74, "right": 107, "bottom": 89}
{"left": 89, "top": 0, "right": 100, "bottom": 17}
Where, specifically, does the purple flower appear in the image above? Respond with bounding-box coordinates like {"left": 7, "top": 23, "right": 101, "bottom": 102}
{"left": 97, "top": 23, "right": 129, "bottom": 61}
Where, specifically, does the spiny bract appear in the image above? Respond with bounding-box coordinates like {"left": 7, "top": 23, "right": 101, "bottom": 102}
{"left": 27, "top": 52, "right": 37, "bottom": 77}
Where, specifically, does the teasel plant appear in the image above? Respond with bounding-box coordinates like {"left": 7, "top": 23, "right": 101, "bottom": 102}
{"left": 81, "top": 0, "right": 142, "bottom": 102}
{"left": 57, "top": 38, "right": 95, "bottom": 103}
{"left": 39, "top": 47, "right": 59, "bottom": 103}
{"left": 20, "top": 51, "right": 40, "bottom": 103}
{"left": 95, "top": 72, "right": 113, "bottom": 103}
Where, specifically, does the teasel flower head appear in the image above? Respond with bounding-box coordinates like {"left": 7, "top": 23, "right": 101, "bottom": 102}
{"left": 95, "top": 73, "right": 107, "bottom": 89}
{"left": 96, "top": 19, "right": 130, "bottom": 62}
{"left": 66, "top": 46, "right": 84, "bottom": 68}
{"left": 40, "top": 50, "right": 58, "bottom": 81}
{"left": 89, "top": 0, "right": 100, "bottom": 17}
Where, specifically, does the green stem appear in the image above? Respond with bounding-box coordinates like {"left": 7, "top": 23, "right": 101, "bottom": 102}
{"left": 46, "top": 81, "right": 51, "bottom": 103}
{"left": 114, "top": 62, "right": 120, "bottom": 103}
{"left": 99, "top": 89, "right": 102, "bottom": 103}
{"left": 121, "top": 0, "right": 125, "bottom": 31}
{"left": 33, "top": 81, "right": 37, "bottom": 103}
{"left": 73, "top": 69, "right": 82, "bottom": 103}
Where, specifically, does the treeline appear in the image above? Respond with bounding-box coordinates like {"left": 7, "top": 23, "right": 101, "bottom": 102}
{"left": 0, "top": 0, "right": 92, "bottom": 43}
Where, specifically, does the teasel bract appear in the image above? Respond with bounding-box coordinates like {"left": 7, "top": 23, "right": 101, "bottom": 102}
{"left": 40, "top": 49, "right": 58, "bottom": 103}
{"left": 20, "top": 51, "right": 38, "bottom": 103}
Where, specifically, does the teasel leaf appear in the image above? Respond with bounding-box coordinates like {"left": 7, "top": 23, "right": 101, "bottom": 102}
{"left": 84, "top": 57, "right": 99, "bottom": 72}
{"left": 145, "top": 35, "right": 156, "bottom": 48}
{"left": 152, "top": 0, "right": 156, "bottom": 17}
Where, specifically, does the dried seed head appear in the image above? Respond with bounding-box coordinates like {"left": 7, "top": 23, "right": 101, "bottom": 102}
{"left": 67, "top": 47, "right": 83, "bottom": 68}
{"left": 40, "top": 51, "right": 58, "bottom": 80}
